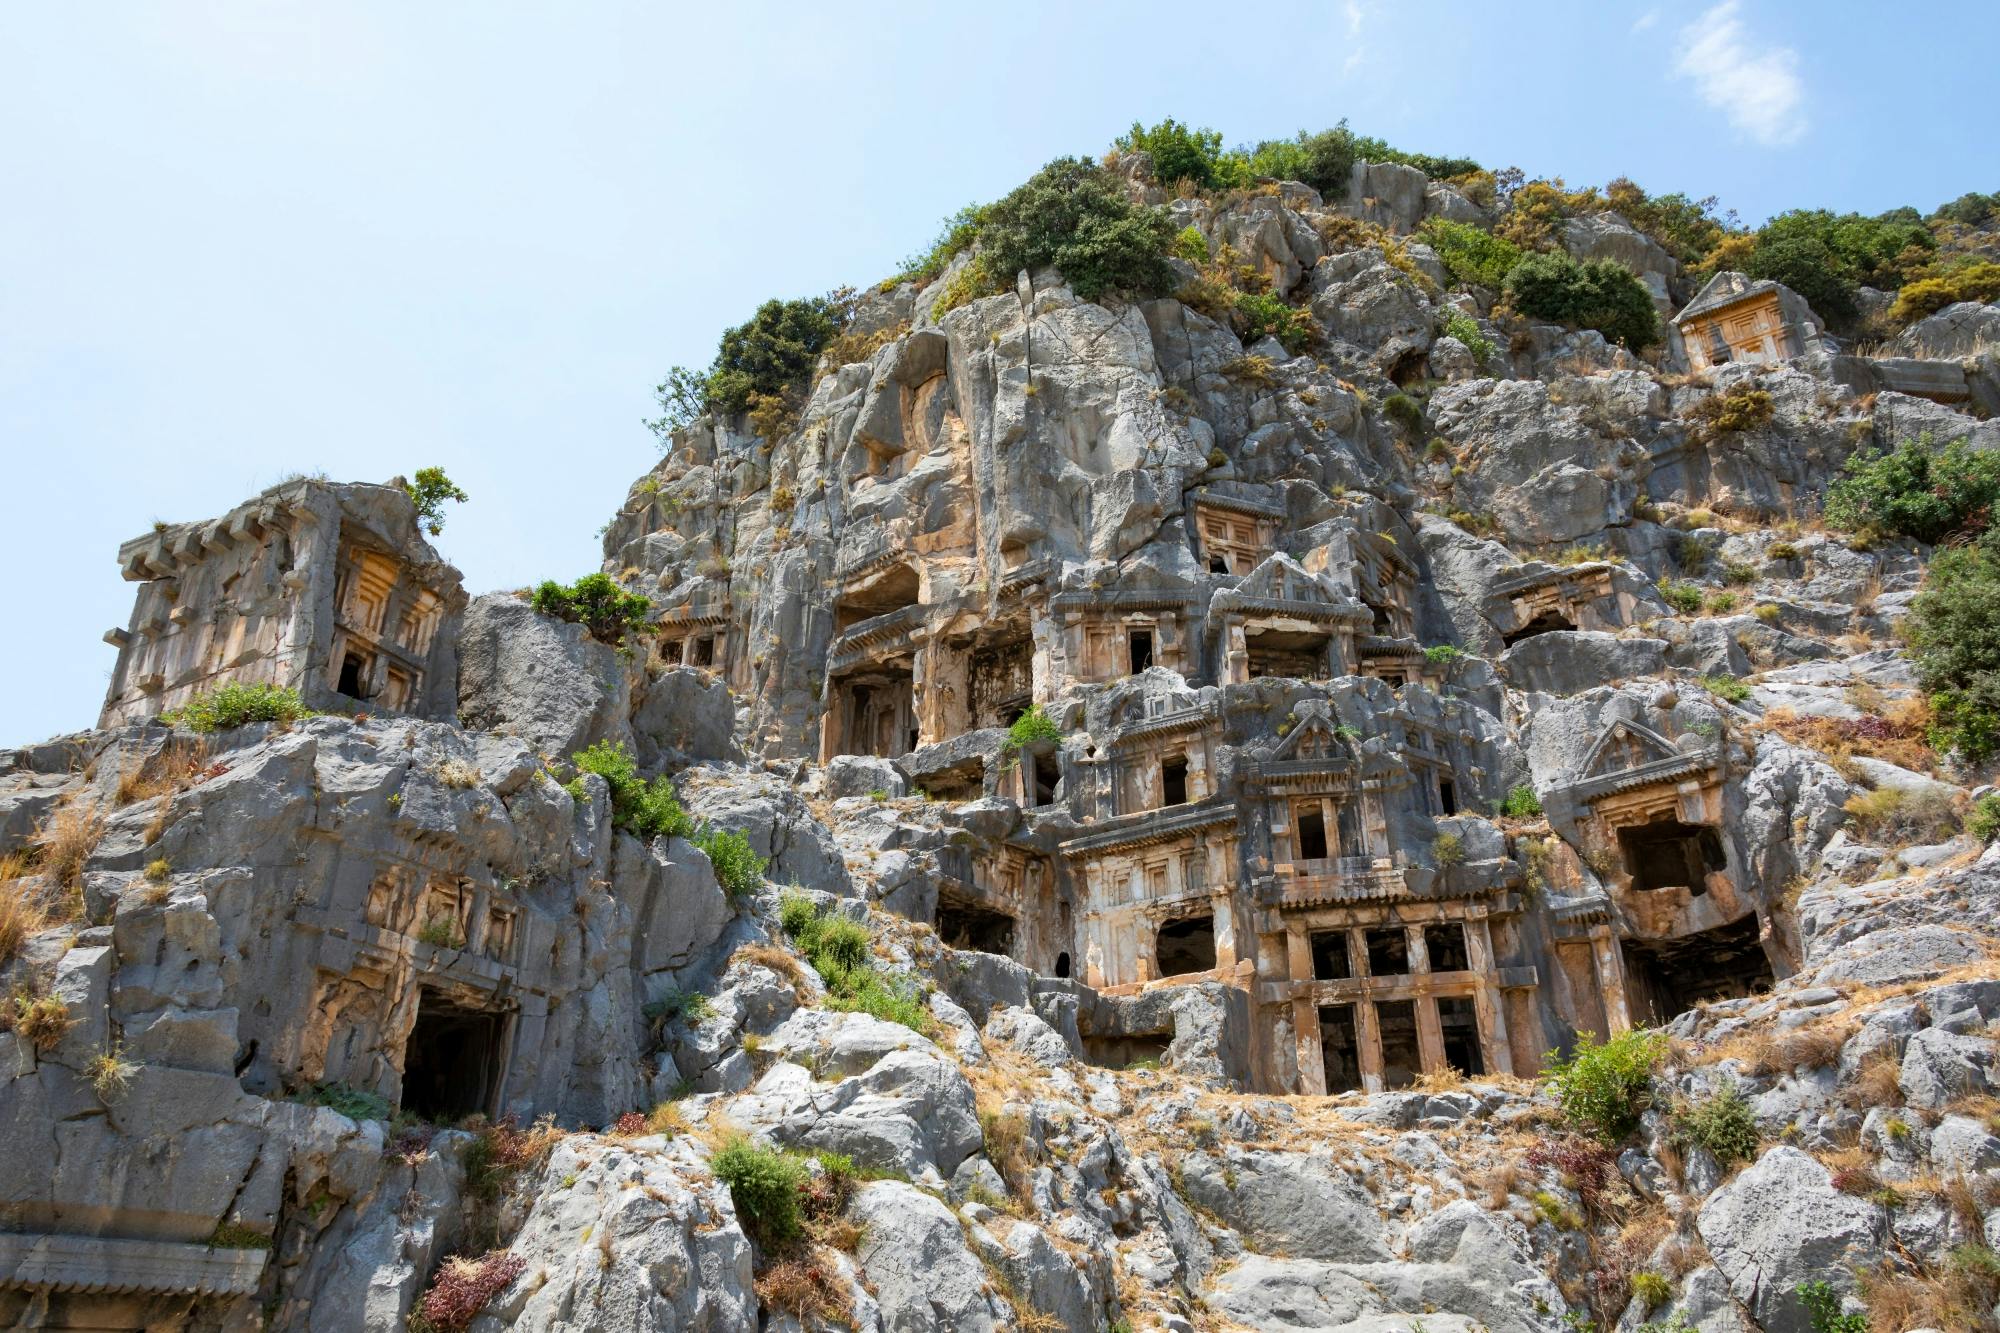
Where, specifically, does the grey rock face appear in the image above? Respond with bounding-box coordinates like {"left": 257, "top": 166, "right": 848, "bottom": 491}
{"left": 1696, "top": 1147, "right": 1883, "bottom": 1333}
{"left": 456, "top": 592, "right": 633, "bottom": 760}
{"left": 851, "top": 1182, "right": 1010, "bottom": 1333}
{"left": 477, "top": 1138, "right": 757, "bottom": 1332}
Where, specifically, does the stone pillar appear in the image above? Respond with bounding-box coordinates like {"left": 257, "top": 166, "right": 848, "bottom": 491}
{"left": 817, "top": 678, "right": 846, "bottom": 765}
{"left": 1592, "top": 925, "right": 1632, "bottom": 1035}
{"left": 1224, "top": 617, "right": 1247, "bottom": 686}
{"left": 1415, "top": 996, "right": 1446, "bottom": 1076}
{"left": 1293, "top": 997, "right": 1326, "bottom": 1095}
{"left": 1466, "top": 917, "right": 1514, "bottom": 1076}
{"left": 1356, "top": 998, "right": 1385, "bottom": 1092}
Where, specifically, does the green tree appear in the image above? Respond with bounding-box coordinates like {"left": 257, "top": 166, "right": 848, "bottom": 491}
{"left": 646, "top": 295, "right": 845, "bottom": 443}
{"left": 1117, "top": 117, "right": 1247, "bottom": 191}
{"left": 1906, "top": 536, "right": 2000, "bottom": 760}
{"left": 1416, "top": 218, "right": 1523, "bottom": 289}
{"left": 979, "top": 157, "right": 1176, "bottom": 302}
{"left": 1503, "top": 253, "right": 1659, "bottom": 350}
{"left": 404, "top": 467, "right": 469, "bottom": 536}
{"left": 1824, "top": 436, "right": 2000, "bottom": 544}
{"left": 531, "top": 572, "right": 652, "bottom": 644}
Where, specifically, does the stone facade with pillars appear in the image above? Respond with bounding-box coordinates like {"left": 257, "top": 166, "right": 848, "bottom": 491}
{"left": 100, "top": 478, "right": 466, "bottom": 728}
{"left": 1670, "top": 270, "right": 1831, "bottom": 372}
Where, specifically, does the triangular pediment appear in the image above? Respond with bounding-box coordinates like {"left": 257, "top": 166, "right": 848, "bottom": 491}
{"left": 1234, "top": 553, "right": 1332, "bottom": 604}
{"left": 1578, "top": 717, "right": 1683, "bottom": 780}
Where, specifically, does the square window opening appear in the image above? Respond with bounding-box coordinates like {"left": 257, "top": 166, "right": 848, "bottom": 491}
{"left": 1310, "top": 930, "right": 1351, "bottom": 980}
{"left": 1365, "top": 927, "right": 1409, "bottom": 976}
{"left": 1128, "top": 629, "right": 1154, "bottom": 674}
{"left": 1424, "top": 922, "right": 1470, "bottom": 973}
{"left": 1155, "top": 914, "right": 1216, "bottom": 977}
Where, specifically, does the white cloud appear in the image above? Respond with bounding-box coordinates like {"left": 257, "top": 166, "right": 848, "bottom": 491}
{"left": 1672, "top": 2, "right": 1807, "bottom": 146}
{"left": 1631, "top": 10, "right": 1659, "bottom": 33}
{"left": 1341, "top": 1, "right": 1367, "bottom": 74}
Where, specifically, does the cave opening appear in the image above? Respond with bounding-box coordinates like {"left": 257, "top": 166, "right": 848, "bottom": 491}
{"left": 401, "top": 990, "right": 507, "bottom": 1122}
{"left": 1155, "top": 914, "right": 1216, "bottom": 976}
{"left": 1128, "top": 629, "right": 1154, "bottom": 674}
{"left": 1622, "top": 914, "right": 1775, "bottom": 1024}
{"left": 1502, "top": 609, "right": 1576, "bottom": 647}
{"left": 1618, "top": 817, "right": 1727, "bottom": 893}
{"left": 935, "top": 896, "right": 1016, "bottom": 956}
{"left": 1437, "top": 996, "right": 1486, "bottom": 1077}
{"left": 1320, "top": 1003, "right": 1362, "bottom": 1093}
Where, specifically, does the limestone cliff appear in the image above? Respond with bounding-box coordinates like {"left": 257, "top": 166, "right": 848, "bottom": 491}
{"left": 5, "top": 147, "right": 2000, "bottom": 1332}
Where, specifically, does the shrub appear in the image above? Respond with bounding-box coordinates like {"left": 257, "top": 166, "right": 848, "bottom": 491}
{"left": 1499, "top": 786, "right": 1543, "bottom": 818}
{"left": 1244, "top": 121, "right": 1479, "bottom": 197}
{"left": 462, "top": 1115, "right": 561, "bottom": 1201}
{"left": 782, "top": 898, "right": 931, "bottom": 1034}
{"left": 304, "top": 1079, "right": 392, "bottom": 1122}
{"left": 1418, "top": 218, "right": 1523, "bottom": 290}
{"left": 88, "top": 1042, "right": 138, "bottom": 1101}
{"left": 1541, "top": 1028, "right": 1664, "bottom": 1143}
{"left": 893, "top": 203, "right": 988, "bottom": 286}
{"left": 1233, "top": 290, "right": 1319, "bottom": 354}
{"left": 1630, "top": 1270, "right": 1673, "bottom": 1313}
{"left": 1842, "top": 785, "right": 1960, "bottom": 847}
{"left": 414, "top": 1251, "right": 527, "bottom": 1333}
{"left": 1494, "top": 176, "right": 1605, "bottom": 253}
{"left": 711, "top": 1137, "right": 807, "bottom": 1247}
{"left": 1431, "top": 833, "right": 1465, "bottom": 867}
{"left": 163, "top": 683, "right": 310, "bottom": 733}
{"left": 1721, "top": 559, "right": 1759, "bottom": 586}
{"left": 1658, "top": 579, "right": 1704, "bottom": 614}
{"left": 1699, "top": 674, "right": 1752, "bottom": 703}
{"left": 1005, "top": 704, "right": 1062, "bottom": 750}
{"left": 1968, "top": 793, "right": 2000, "bottom": 842}
{"left": 1219, "top": 353, "right": 1278, "bottom": 387}
{"left": 978, "top": 157, "right": 1176, "bottom": 302}
{"left": 1890, "top": 260, "right": 2000, "bottom": 323}
{"left": 1170, "top": 225, "right": 1209, "bottom": 264}
{"left": 405, "top": 467, "right": 469, "bottom": 536}
{"left": 1670, "top": 1079, "right": 1760, "bottom": 1166}
{"left": 1383, "top": 393, "right": 1424, "bottom": 433}
{"left": 1795, "top": 1279, "right": 1866, "bottom": 1333}
{"left": 570, "top": 740, "right": 695, "bottom": 842}
{"left": 530, "top": 573, "right": 652, "bottom": 644}
{"left": 643, "top": 988, "right": 712, "bottom": 1029}
{"left": 694, "top": 828, "right": 767, "bottom": 900}
{"left": 1825, "top": 435, "right": 2000, "bottom": 545}
{"left": 1685, "top": 387, "right": 1774, "bottom": 443}
{"left": 1439, "top": 308, "right": 1493, "bottom": 362}
{"left": 1423, "top": 643, "right": 1465, "bottom": 665}
{"left": 1604, "top": 176, "right": 1733, "bottom": 267}
{"left": 1503, "top": 252, "right": 1660, "bottom": 350}
{"left": 1116, "top": 117, "right": 1246, "bottom": 192}
{"left": 416, "top": 915, "right": 464, "bottom": 949}
{"left": 649, "top": 295, "right": 844, "bottom": 441}
{"left": 1742, "top": 207, "right": 1935, "bottom": 329}
{"left": 1907, "top": 536, "right": 2000, "bottom": 760}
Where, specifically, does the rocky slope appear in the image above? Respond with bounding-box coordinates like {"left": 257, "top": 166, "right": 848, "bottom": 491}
{"left": 4, "top": 147, "right": 2000, "bottom": 1333}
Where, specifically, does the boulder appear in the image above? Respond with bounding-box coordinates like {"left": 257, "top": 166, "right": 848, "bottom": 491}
{"left": 456, "top": 593, "right": 631, "bottom": 760}
{"left": 851, "top": 1182, "right": 1010, "bottom": 1333}
{"left": 1696, "top": 1146, "right": 1883, "bottom": 1333}
{"left": 631, "top": 666, "right": 742, "bottom": 769}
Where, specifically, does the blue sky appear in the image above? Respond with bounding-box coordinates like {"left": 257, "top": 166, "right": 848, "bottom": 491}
{"left": 2, "top": 1, "right": 1994, "bottom": 747}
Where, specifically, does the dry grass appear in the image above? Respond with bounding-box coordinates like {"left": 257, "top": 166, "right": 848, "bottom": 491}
{"left": 1478, "top": 1160, "right": 1522, "bottom": 1209}
{"left": 1847, "top": 1048, "right": 1907, "bottom": 1110}
{"left": 645, "top": 1101, "right": 689, "bottom": 1138}
{"left": 1707, "top": 1019, "right": 1852, "bottom": 1078}
{"left": 0, "top": 862, "right": 52, "bottom": 964}
{"left": 1410, "top": 1066, "right": 1469, "bottom": 1093}
{"left": 1861, "top": 1258, "right": 2000, "bottom": 1333}
{"left": 1758, "top": 700, "right": 1938, "bottom": 777}
{"left": 9, "top": 992, "right": 74, "bottom": 1051}
{"left": 730, "top": 942, "right": 811, "bottom": 998}
{"left": 753, "top": 1251, "right": 856, "bottom": 1327}
{"left": 32, "top": 797, "right": 103, "bottom": 895}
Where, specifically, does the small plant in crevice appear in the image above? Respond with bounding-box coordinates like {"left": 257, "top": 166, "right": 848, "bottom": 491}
{"left": 88, "top": 1041, "right": 139, "bottom": 1101}
{"left": 404, "top": 466, "right": 470, "bottom": 536}
{"left": 161, "top": 683, "right": 311, "bottom": 733}
{"left": 411, "top": 1250, "right": 528, "bottom": 1333}
{"left": 778, "top": 892, "right": 932, "bottom": 1034}
{"left": 1669, "top": 1078, "right": 1760, "bottom": 1167}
